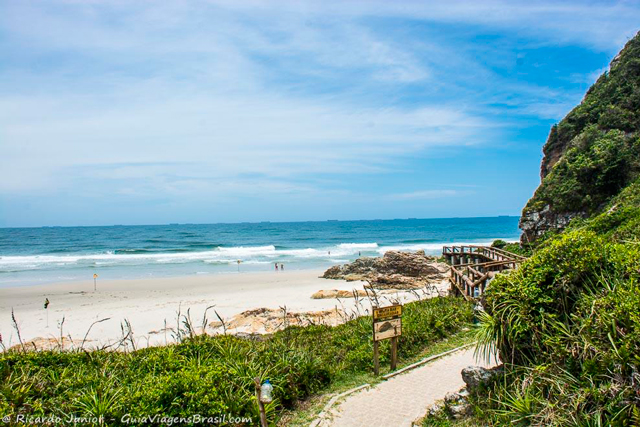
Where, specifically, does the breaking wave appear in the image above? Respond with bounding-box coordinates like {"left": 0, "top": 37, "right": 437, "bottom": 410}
{"left": 0, "top": 240, "right": 517, "bottom": 274}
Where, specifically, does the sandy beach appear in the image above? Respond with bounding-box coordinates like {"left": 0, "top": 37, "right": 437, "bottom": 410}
{"left": 0, "top": 269, "right": 445, "bottom": 350}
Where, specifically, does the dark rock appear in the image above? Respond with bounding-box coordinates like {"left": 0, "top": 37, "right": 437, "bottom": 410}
{"left": 449, "top": 403, "right": 471, "bottom": 419}
{"left": 321, "top": 265, "right": 342, "bottom": 279}
{"left": 462, "top": 365, "right": 503, "bottom": 389}
{"left": 321, "top": 251, "right": 447, "bottom": 289}
{"left": 519, "top": 205, "right": 585, "bottom": 244}
{"left": 428, "top": 403, "right": 444, "bottom": 416}
{"left": 444, "top": 392, "right": 462, "bottom": 404}
{"left": 377, "top": 250, "right": 439, "bottom": 277}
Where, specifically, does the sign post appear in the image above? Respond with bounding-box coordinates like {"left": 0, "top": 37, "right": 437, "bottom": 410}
{"left": 93, "top": 273, "right": 98, "bottom": 291}
{"left": 372, "top": 304, "right": 402, "bottom": 374}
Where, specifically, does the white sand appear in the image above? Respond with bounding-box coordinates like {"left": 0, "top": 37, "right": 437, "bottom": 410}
{"left": 0, "top": 270, "right": 441, "bottom": 350}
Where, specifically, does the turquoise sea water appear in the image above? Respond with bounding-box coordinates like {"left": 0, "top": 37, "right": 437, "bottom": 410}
{"left": 0, "top": 217, "right": 520, "bottom": 287}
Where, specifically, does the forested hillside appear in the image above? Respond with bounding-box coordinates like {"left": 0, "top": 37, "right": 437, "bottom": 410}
{"left": 521, "top": 32, "right": 640, "bottom": 243}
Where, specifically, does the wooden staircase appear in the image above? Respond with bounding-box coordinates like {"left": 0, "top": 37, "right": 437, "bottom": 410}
{"left": 442, "top": 245, "right": 526, "bottom": 301}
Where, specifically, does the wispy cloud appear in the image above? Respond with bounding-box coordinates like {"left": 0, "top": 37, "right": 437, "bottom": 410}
{"left": 0, "top": 1, "right": 638, "bottom": 225}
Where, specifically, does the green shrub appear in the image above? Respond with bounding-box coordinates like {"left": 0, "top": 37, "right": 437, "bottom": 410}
{"left": 0, "top": 296, "right": 472, "bottom": 426}
{"left": 476, "top": 230, "right": 640, "bottom": 424}
{"left": 528, "top": 129, "right": 640, "bottom": 215}
{"left": 491, "top": 239, "right": 507, "bottom": 249}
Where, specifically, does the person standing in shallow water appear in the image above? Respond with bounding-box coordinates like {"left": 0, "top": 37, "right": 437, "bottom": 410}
{"left": 275, "top": 263, "right": 278, "bottom": 272}
{"left": 280, "top": 263, "right": 284, "bottom": 271}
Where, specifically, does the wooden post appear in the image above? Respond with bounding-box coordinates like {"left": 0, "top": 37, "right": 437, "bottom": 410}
{"left": 254, "top": 377, "right": 268, "bottom": 427}
{"left": 390, "top": 337, "right": 398, "bottom": 371}
{"left": 373, "top": 340, "right": 380, "bottom": 375}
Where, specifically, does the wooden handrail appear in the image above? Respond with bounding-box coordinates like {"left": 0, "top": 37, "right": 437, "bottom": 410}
{"left": 441, "top": 244, "right": 525, "bottom": 261}
{"left": 444, "top": 244, "right": 526, "bottom": 300}
{"left": 454, "top": 259, "right": 519, "bottom": 269}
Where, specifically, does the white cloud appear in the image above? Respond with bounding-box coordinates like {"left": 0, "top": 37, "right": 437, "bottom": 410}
{"left": 215, "top": 0, "right": 639, "bottom": 51}
{"left": 0, "top": 85, "right": 491, "bottom": 194}
{"left": 0, "top": 0, "right": 638, "bottom": 215}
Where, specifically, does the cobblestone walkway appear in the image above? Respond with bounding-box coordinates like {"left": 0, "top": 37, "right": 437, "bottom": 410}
{"left": 319, "top": 348, "right": 495, "bottom": 427}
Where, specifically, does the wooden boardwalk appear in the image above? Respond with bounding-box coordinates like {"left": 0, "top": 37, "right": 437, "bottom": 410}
{"left": 442, "top": 245, "right": 526, "bottom": 300}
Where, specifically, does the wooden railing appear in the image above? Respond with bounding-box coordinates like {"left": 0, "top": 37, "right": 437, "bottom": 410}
{"left": 443, "top": 245, "right": 525, "bottom": 301}
{"left": 442, "top": 245, "right": 526, "bottom": 263}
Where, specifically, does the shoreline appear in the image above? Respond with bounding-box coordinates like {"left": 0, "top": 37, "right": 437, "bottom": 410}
{"left": 0, "top": 269, "right": 446, "bottom": 350}
{"left": 0, "top": 263, "right": 338, "bottom": 289}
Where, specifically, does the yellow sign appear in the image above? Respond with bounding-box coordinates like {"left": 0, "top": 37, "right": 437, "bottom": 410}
{"left": 93, "top": 274, "right": 98, "bottom": 279}
{"left": 373, "top": 305, "right": 402, "bottom": 321}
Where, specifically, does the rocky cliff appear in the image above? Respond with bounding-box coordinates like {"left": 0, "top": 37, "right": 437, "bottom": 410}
{"left": 521, "top": 32, "right": 640, "bottom": 243}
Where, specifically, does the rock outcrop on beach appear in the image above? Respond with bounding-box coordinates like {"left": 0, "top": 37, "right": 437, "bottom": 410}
{"left": 520, "top": 32, "right": 640, "bottom": 243}
{"left": 311, "top": 289, "right": 370, "bottom": 299}
{"left": 322, "top": 250, "right": 448, "bottom": 289}
{"left": 10, "top": 336, "right": 85, "bottom": 352}
{"left": 208, "top": 307, "right": 343, "bottom": 335}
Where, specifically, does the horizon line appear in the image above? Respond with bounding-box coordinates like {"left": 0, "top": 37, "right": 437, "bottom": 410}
{"left": 0, "top": 214, "right": 521, "bottom": 230}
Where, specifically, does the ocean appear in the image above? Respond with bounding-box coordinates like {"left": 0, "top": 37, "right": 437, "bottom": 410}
{"left": 0, "top": 217, "right": 521, "bottom": 287}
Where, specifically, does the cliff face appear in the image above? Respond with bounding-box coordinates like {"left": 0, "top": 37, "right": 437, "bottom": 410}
{"left": 520, "top": 32, "right": 640, "bottom": 243}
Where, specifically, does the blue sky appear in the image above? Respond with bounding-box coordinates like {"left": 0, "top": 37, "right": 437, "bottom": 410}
{"left": 1, "top": 1, "right": 639, "bottom": 227}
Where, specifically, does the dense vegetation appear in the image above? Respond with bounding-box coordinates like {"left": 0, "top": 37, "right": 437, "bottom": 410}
{"left": 424, "top": 32, "right": 640, "bottom": 427}
{"left": 476, "top": 230, "right": 640, "bottom": 425}
{"left": 525, "top": 32, "right": 640, "bottom": 217}
{"left": 425, "top": 220, "right": 640, "bottom": 425}
{"left": 0, "top": 296, "right": 472, "bottom": 426}
{"left": 490, "top": 239, "right": 530, "bottom": 257}
{"left": 581, "top": 175, "right": 640, "bottom": 241}
{"left": 529, "top": 128, "right": 640, "bottom": 214}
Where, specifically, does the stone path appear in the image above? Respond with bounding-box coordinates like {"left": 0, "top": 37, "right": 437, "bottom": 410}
{"left": 318, "top": 348, "right": 495, "bottom": 427}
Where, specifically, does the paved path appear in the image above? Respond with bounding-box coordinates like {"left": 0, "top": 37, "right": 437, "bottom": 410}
{"left": 319, "top": 348, "right": 495, "bottom": 427}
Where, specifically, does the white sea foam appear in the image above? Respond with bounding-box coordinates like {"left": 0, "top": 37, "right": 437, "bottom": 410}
{"left": 0, "top": 239, "right": 516, "bottom": 273}
{"left": 337, "top": 243, "right": 378, "bottom": 249}
{"left": 376, "top": 240, "right": 505, "bottom": 255}
{"left": 217, "top": 245, "right": 277, "bottom": 256}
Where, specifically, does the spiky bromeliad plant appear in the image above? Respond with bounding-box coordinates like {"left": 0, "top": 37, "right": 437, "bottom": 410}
{"left": 474, "top": 230, "right": 640, "bottom": 425}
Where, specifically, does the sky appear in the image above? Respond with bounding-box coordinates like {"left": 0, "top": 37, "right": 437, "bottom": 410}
{"left": 1, "top": 1, "right": 639, "bottom": 227}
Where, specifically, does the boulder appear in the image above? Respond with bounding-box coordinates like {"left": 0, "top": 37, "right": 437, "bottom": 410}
{"left": 449, "top": 403, "right": 471, "bottom": 419}
{"left": 368, "top": 273, "right": 426, "bottom": 290}
{"left": 376, "top": 250, "right": 440, "bottom": 277}
{"left": 441, "top": 389, "right": 472, "bottom": 420}
{"left": 428, "top": 402, "right": 444, "bottom": 416}
{"left": 519, "top": 204, "right": 585, "bottom": 244}
{"left": 321, "top": 250, "right": 447, "bottom": 289}
{"left": 461, "top": 365, "right": 502, "bottom": 390}
{"left": 321, "top": 265, "right": 343, "bottom": 279}
{"left": 444, "top": 392, "right": 462, "bottom": 404}
{"left": 208, "top": 307, "right": 344, "bottom": 334}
